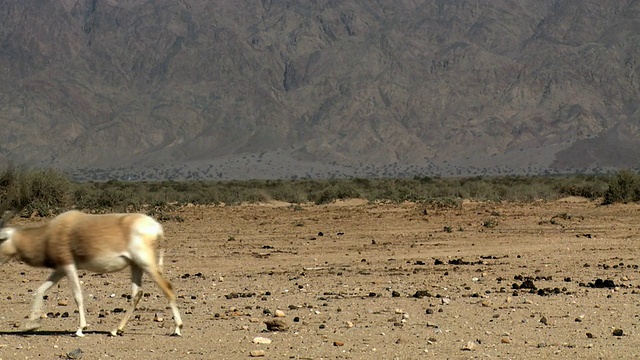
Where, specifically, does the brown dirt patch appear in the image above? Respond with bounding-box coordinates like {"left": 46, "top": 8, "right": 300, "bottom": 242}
{"left": 1, "top": 199, "right": 640, "bottom": 359}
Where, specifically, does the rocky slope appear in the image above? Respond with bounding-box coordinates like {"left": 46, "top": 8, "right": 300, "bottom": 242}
{"left": 1, "top": 0, "right": 639, "bottom": 179}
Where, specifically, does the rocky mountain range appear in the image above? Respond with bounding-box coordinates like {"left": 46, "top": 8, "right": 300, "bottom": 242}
{"left": 1, "top": 0, "right": 640, "bottom": 180}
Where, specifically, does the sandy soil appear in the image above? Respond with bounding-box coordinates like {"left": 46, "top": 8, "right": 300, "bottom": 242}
{"left": 1, "top": 198, "right": 640, "bottom": 359}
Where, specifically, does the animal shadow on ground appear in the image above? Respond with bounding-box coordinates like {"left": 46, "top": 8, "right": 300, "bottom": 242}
{"left": 0, "top": 329, "right": 112, "bottom": 337}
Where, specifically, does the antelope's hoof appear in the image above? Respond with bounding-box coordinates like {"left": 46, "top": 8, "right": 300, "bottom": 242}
{"left": 109, "top": 328, "right": 124, "bottom": 337}
{"left": 74, "top": 329, "right": 85, "bottom": 338}
{"left": 171, "top": 327, "right": 182, "bottom": 337}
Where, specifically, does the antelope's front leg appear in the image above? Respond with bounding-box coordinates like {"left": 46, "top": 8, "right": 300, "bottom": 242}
{"left": 25, "top": 269, "right": 65, "bottom": 331}
{"left": 62, "top": 264, "right": 88, "bottom": 337}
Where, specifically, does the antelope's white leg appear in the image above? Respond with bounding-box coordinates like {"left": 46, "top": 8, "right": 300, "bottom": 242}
{"left": 62, "top": 264, "right": 87, "bottom": 337}
{"left": 130, "top": 234, "right": 182, "bottom": 336}
{"left": 25, "top": 269, "right": 65, "bottom": 330}
{"left": 111, "top": 265, "right": 144, "bottom": 336}
{"left": 146, "top": 270, "right": 182, "bottom": 336}
{"left": 169, "top": 300, "right": 183, "bottom": 336}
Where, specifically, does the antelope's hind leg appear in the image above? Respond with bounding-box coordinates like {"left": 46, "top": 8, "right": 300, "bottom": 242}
{"left": 111, "top": 265, "right": 143, "bottom": 336}
{"left": 24, "top": 269, "right": 65, "bottom": 331}
{"left": 130, "top": 233, "right": 182, "bottom": 336}
{"left": 147, "top": 268, "right": 182, "bottom": 336}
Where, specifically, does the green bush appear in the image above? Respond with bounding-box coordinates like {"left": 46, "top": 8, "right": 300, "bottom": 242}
{"left": 4, "top": 168, "right": 640, "bottom": 213}
{"left": 603, "top": 170, "right": 640, "bottom": 204}
{"left": 11, "top": 169, "right": 71, "bottom": 216}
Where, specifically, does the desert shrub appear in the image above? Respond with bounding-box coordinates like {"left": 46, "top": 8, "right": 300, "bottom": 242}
{"left": 268, "top": 183, "right": 308, "bottom": 204}
{"left": 309, "top": 182, "right": 360, "bottom": 205}
{"left": 14, "top": 169, "right": 72, "bottom": 216}
{"left": 555, "top": 175, "right": 608, "bottom": 199}
{"left": 603, "top": 170, "right": 640, "bottom": 204}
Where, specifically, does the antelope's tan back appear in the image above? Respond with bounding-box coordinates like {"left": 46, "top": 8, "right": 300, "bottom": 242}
{"left": 51, "top": 211, "right": 160, "bottom": 267}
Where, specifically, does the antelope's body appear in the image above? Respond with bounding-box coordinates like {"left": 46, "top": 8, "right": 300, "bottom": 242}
{"left": 0, "top": 210, "right": 183, "bottom": 337}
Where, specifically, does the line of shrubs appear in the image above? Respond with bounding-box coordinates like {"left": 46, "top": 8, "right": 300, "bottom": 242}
{"left": 0, "top": 168, "right": 636, "bottom": 217}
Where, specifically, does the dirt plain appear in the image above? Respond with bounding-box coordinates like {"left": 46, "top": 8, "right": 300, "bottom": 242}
{"left": 1, "top": 197, "right": 640, "bottom": 359}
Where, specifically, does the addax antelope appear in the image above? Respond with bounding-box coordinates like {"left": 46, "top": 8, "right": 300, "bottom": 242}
{"left": 0, "top": 201, "right": 183, "bottom": 337}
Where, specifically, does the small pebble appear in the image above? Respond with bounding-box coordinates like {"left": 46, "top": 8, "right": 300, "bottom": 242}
{"left": 264, "top": 319, "right": 289, "bottom": 332}
{"left": 462, "top": 341, "right": 476, "bottom": 351}
{"left": 252, "top": 337, "right": 272, "bottom": 345}
{"left": 66, "top": 348, "right": 83, "bottom": 359}
{"left": 249, "top": 350, "right": 266, "bottom": 357}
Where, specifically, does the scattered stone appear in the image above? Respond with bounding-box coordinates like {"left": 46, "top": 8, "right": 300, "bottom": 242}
{"left": 391, "top": 291, "right": 401, "bottom": 297}
{"left": 264, "top": 319, "right": 289, "bottom": 332}
{"left": 333, "top": 341, "right": 345, "bottom": 346}
{"left": 501, "top": 338, "right": 511, "bottom": 344}
{"left": 586, "top": 333, "right": 594, "bottom": 339}
{"left": 461, "top": 341, "right": 476, "bottom": 351}
{"left": 252, "top": 336, "right": 272, "bottom": 344}
{"left": 250, "top": 350, "right": 266, "bottom": 357}
{"left": 540, "top": 316, "right": 548, "bottom": 325}
{"left": 413, "top": 290, "right": 432, "bottom": 298}
{"left": 448, "top": 258, "right": 483, "bottom": 265}
{"left": 66, "top": 348, "right": 83, "bottom": 359}
{"left": 590, "top": 279, "right": 617, "bottom": 288}
{"left": 345, "top": 321, "right": 354, "bottom": 328}
{"left": 274, "top": 310, "right": 286, "bottom": 317}
{"left": 58, "top": 300, "right": 69, "bottom": 306}
{"left": 481, "top": 300, "right": 491, "bottom": 307}
{"left": 613, "top": 328, "right": 624, "bottom": 336}
{"left": 225, "top": 292, "right": 256, "bottom": 299}
{"left": 153, "top": 313, "right": 164, "bottom": 322}
{"left": 519, "top": 280, "right": 537, "bottom": 290}
{"left": 425, "top": 309, "right": 434, "bottom": 315}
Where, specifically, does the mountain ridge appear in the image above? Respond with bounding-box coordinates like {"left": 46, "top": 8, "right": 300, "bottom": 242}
{"left": 1, "top": 0, "right": 640, "bottom": 180}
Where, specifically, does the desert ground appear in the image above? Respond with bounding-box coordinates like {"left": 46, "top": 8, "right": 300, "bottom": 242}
{"left": 0, "top": 197, "right": 639, "bottom": 359}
